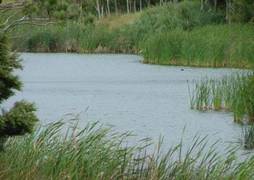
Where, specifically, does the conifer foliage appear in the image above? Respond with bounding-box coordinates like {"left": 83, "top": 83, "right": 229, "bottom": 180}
{"left": 0, "top": 34, "right": 38, "bottom": 150}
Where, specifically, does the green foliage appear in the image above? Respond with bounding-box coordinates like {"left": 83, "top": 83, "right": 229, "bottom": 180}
{"left": 25, "top": 0, "right": 253, "bottom": 23}
{"left": 190, "top": 73, "right": 254, "bottom": 124}
{"left": 25, "top": 0, "right": 83, "bottom": 20}
{"left": 229, "top": 0, "right": 254, "bottom": 23}
{"left": 1, "top": 120, "right": 254, "bottom": 179}
{"left": 0, "top": 101, "right": 38, "bottom": 136}
{"left": 0, "top": 35, "right": 22, "bottom": 103}
{"left": 6, "top": 1, "right": 254, "bottom": 68}
{"left": 0, "top": 34, "right": 38, "bottom": 150}
{"left": 243, "top": 76, "right": 254, "bottom": 122}
{"left": 241, "top": 124, "right": 254, "bottom": 150}
{"left": 27, "top": 31, "right": 59, "bottom": 52}
{"left": 12, "top": 21, "right": 139, "bottom": 53}
{"left": 134, "top": 1, "right": 224, "bottom": 34}
{"left": 10, "top": 1, "right": 223, "bottom": 54}
{"left": 141, "top": 24, "right": 254, "bottom": 68}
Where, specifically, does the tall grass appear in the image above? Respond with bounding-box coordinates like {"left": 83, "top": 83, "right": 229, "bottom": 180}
{"left": 141, "top": 24, "right": 254, "bottom": 68}
{"left": 190, "top": 73, "right": 254, "bottom": 124}
{"left": 6, "top": 2, "right": 254, "bottom": 69}
{"left": 13, "top": 23, "right": 254, "bottom": 69}
{"left": 241, "top": 125, "right": 254, "bottom": 150}
{"left": 9, "top": 2, "right": 224, "bottom": 55}
{"left": 1, "top": 120, "right": 254, "bottom": 179}
{"left": 10, "top": 22, "right": 138, "bottom": 53}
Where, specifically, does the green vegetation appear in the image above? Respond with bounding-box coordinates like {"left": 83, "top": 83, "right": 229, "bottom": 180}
{"left": 241, "top": 125, "right": 254, "bottom": 150}
{"left": 4, "top": 1, "right": 253, "bottom": 68}
{"left": 11, "top": 1, "right": 224, "bottom": 53}
{"left": 1, "top": 1, "right": 254, "bottom": 178}
{"left": 142, "top": 25, "right": 254, "bottom": 68}
{"left": 0, "top": 34, "right": 38, "bottom": 151}
{"left": 1, "top": 120, "right": 254, "bottom": 180}
{"left": 190, "top": 73, "right": 254, "bottom": 124}
{"left": 11, "top": 22, "right": 139, "bottom": 53}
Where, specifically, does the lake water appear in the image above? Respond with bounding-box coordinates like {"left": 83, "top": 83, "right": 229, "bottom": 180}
{"left": 5, "top": 53, "right": 244, "bottom": 150}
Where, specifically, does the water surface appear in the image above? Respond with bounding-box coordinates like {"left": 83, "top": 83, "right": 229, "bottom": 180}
{"left": 6, "top": 53, "right": 243, "bottom": 149}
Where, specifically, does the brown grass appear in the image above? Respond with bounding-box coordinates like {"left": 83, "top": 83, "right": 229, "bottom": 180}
{"left": 96, "top": 12, "right": 141, "bottom": 30}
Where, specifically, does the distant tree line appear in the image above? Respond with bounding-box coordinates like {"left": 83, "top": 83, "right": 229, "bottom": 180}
{"left": 24, "top": 0, "right": 253, "bottom": 23}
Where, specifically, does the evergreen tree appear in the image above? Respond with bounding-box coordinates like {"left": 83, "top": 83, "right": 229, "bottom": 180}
{"left": 0, "top": 34, "right": 38, "bottom": 151}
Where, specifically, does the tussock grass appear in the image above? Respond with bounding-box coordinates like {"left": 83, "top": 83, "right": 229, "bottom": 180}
{"left": 190, "top": 73, "right": 254, "bottom": 124}
{"left": 0, "top": 120, "right": 254, "bottom": 179}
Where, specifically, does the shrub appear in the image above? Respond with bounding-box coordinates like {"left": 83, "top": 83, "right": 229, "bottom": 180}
{"left": 0, "top": 101, "right": 38, "bottom": 136}
{"left": 27, "top": 31, "right": 59, "bottom": 52}
{"left": 133, "top": 1, "right": 224, "bottom": 35}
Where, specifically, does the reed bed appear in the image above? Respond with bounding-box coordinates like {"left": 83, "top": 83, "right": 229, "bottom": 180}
{"left": 3, "top": 2, "right": 253, "bottom": 68}
{"left": 141, "top": 24, "right": 254, "bottom": 68}
{"left": 8, "top": 1, "right": 233, "bottom": 67}
{"left": 10, "top": 22, "right": 139, "bottom": 54}
{"left": 190, "top": 73, "right": 254, "bottom": 124}
{"left": 12, "top": 23, "right": 254, "bottom": 68}
{"left": 1, "top": 120, "right": 254, "bottom": 179}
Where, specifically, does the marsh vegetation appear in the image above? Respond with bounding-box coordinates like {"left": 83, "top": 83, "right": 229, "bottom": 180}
{"left": 1, "top": 120, "right": 254, "bottom": 180}
{"left": 1, "top": 0, "right": 254, "bottom": 179}
{"left": 190, "top": 73, "right": 254, "bottom": 124}
{"left": 7, "top": 1, "right": 254, "bottom": 68}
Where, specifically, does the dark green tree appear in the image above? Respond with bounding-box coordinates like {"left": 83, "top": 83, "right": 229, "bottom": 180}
{"left": 0, "top": 34, "right": 38, "bottom": 151}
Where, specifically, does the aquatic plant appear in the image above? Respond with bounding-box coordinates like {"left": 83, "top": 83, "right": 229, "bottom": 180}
{"left": 190, "top": 73, "right": 254, "bottom": 124}
{"left": 141, "top": 24, "right": 254, "bottom": 68}
{"left": 1, "top": 120, "right": 254, "bottom": 179}
{"left": 241, "top": 125, "right": 254, "bottom": 150}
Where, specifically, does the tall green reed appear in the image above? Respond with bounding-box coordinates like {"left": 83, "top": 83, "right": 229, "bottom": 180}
{"left": 1, "top": 120, "right": 254, "bottom": 179}
{"left": 141, "top": 24, "right": 254, "bottom": 68}
{"left": 241, "top": 125, "right": 254, "bottom": 150}
{"left": 190, "top": 73, "right": 254, "bottom": 124}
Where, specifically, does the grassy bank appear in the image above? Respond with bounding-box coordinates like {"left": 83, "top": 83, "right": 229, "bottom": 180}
{"left": 12, "top": 23, "right": 254, "bottom": 69}
{"left": 1, "top": 120, "right": 254, "bottom": 179}
{"left": 8, "top": 2, "right": 254, "bottom": 68}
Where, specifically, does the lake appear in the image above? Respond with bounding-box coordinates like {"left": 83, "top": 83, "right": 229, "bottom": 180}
{"left": 5, "top": 53, "right": 243, "bottom": 149}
